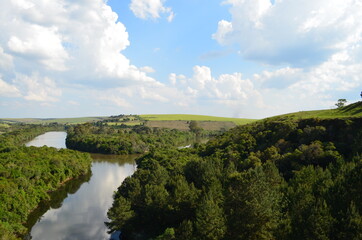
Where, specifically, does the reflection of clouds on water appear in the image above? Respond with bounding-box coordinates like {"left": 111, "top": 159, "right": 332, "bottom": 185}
{"left": 26, "top": 132, "right": 67, "bottom": 149}
{"left": 30, "top": 162, "right": 135, "bottom": 240}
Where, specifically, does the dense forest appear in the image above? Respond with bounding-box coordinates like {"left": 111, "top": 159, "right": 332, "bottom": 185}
{"left": 66, "top": 123, "right": 200, "bottom": 155}
{"left": 0, "top": 125, "right": 92, "bottom": 240}
{"left": 107, "top": 117, "right": 362, "bottom": 240}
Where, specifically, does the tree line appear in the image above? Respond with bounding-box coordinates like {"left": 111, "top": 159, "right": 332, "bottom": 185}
{"left": 107, "top": 117, "right": 362, "bottom": 240}
{"left": 66, "top": 124, "right": 199, "bottom": 155}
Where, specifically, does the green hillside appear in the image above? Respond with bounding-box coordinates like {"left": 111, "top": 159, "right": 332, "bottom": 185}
{"left": 271, "top": 101, "right": 362, "bottom": 120}
{"left": 140, "top": 114, "right": 256, "bottom": 125}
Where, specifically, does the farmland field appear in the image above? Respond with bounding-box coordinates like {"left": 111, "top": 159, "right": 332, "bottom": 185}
{"left": 140, "top": 114, "right": 256, "bottom": 125}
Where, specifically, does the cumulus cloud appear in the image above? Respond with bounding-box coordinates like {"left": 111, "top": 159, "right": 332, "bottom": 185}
{"left": 0, "top": 0, "right": 157, "bottom": 92}
{"left": 248, "top": 48, "right": 362, "bottom": 117}
{"left": 0, "top": 77, "right": 21, "bottom": 98}
{"left": 169, "top": 65, "right": 264, "bottom": 115}
{"left": 7, "top": 25, "right": 69, "bottom": 71}
{"left": 254, "top": 50, "right": 362, "bottom": 94}
{"left": 14, "top": 73, "right": 62, "bottom": 102}
{"left": 130, "top": 0, "right": 174, "bottom": 22}
{"left": 214, "top": 0, "right": 362, "bottom": 67}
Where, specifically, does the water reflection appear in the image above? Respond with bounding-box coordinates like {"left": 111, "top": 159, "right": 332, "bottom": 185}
{"left": 25, "top": 172, "right": 92, "bottom": 235}
{"left": 25, "top": 132, "right": 138, "bottom": 240}
{"left": 25, "top": 132, "right": 67, "bottom": 149}
{"left": 92, "top": 153, "right": 140, "bottom": 166}
{"left": 29, "top": 156, "right": 136, "bottom": 240}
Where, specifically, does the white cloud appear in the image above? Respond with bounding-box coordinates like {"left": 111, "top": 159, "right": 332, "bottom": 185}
{"left": 255, "top": 50, "right": 362, "bottom": 94}
{"left": 130, "top": 0, "right": 174, "bottom": 22}
{"left": 212, "top": 20, "right": 233, "bottom": 46}
{"left": 0, "top": 0, "right": 158, "bottom": 93}
{"left": 171, "top": 65, "right": 264, "bottom": 110}
{"left": 139, "top": 87, "right": 168, "bottom": 103}
{"left": 0, "top": 77, "right": 21, "bottom": 97}
{"left": 140, "top": 66, "right": 156, "bottom": 73}
{"left": 98, "top": 95, "right": 132, "bottom": 108}
{"left": 7, "top": 26, "right": 69, "bottom": 71}
{"left": 246, "top": 48, "right": 362, "bottom": 117}
{"left": 0, "top": 47, "right": 13, "bottom": 70}
{"left": 215, "top": 0, "right": 362, "bottom": 67}
{"left": 167, "top": 11, "right": 175, "bottom": 22}
{"left": 13, "top": 73, "right": 62, "bottom": 102}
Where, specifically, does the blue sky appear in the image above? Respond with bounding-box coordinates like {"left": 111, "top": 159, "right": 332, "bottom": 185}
{"left": 0, "top": 0, "right": 361, "bottom": 119}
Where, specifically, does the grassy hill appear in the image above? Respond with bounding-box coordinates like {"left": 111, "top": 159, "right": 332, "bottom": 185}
{"left": 140, "top": 114, "right": 256, "bottom": 125}
{"left": 270, "top": 101, "right": 362, "bottom": 120}
{"left": 140, "top": 114, "right": 257, "bottom": 131}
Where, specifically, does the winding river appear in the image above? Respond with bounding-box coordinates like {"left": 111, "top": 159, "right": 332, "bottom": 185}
{"left": 25, "top": 132, "right": 137, "bottom": 240}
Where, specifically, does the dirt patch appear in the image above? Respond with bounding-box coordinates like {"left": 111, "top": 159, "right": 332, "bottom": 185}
{"left": 145, "top": 120, "right": 236, "bottom": 131}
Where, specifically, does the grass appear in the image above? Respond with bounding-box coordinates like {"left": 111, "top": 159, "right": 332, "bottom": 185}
{"left": 270, "top": 101, "right": 362, "bottom": 120}
{"left": 0, "top": 123, "right": 10, "bottom": 128}
{"left": 140, "top": 114, "right": 256, "bottom": 125}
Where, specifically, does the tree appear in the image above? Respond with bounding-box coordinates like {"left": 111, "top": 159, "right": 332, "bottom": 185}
{"left": 194, "top": 195, "right": 226, "bottom": 240}
{"left": 189, "top": 121, "right": 202, "bottom": 134}
{"left": 335, "top": 99, "right": 347, "bottom": 108}
{"left": 225, "top": 164, "right": 283, "bottom": 240}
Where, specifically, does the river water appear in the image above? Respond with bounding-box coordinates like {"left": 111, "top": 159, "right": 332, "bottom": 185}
{"left": 25, "top": 132, "right": 137, "bottom": 240}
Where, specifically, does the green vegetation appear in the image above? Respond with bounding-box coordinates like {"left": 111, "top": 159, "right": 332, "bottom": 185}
{"left": 66, "top": 123, "right": 198, "bottom": 155}
{"left": 107, "top": 116, "right": 362, "bottom": 240}
{"left": 141, "top": 114, "right": 256, "bottom": 125}
{"left": 335, "top": 99, "right": 347, "bottom": 108}
{"left": 144, "top": 120, "right": 236, "bottom": 131}
{"left": 0, "top": 126, "right": 92, "bottom": 239}
{"left": 0, "top": 123, "right": 10, "bottom": 129}
{"left": 273, "top": 101, "right": 362, "bottom": 119}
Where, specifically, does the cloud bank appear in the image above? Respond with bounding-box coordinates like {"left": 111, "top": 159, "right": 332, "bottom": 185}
{"left": 214, "top": 0, "right": 362, "bottom": 67}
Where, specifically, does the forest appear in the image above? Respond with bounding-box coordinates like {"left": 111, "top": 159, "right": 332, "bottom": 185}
{"left": 0, "top": 125, "right": 92, "bottom": 239}
{"left": 66, "top": 123, "right": 202, "bottom": 154}
{"left": 107, "top": 117, "right": 362, "bottom": 240}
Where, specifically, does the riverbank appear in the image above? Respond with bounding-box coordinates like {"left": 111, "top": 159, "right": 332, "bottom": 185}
{"left": 0, "top": 130, "right": 92, "bottom": 239}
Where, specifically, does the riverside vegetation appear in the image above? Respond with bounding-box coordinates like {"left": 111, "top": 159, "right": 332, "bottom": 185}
{"left": 65, "top": 123, "right": 205, "bottom": 154}
{"left": 0, "top": 125, "right": 92, "bottom": 240}
{"left": 106, "top": 106, "right": 362, "bottom": 239}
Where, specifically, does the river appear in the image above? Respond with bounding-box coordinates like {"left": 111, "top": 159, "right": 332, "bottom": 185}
{"left": 25, "top": 132, "right": 137, "bottom": 240}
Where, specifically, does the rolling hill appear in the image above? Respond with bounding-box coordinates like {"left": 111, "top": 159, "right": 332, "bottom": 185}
{"left": 269, "top": 101, "right": 362, "bottom": 120}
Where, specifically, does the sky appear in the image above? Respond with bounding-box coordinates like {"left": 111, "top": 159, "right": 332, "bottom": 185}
{"left": 0, "top": 0, "right": 362, "bottom": 119}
